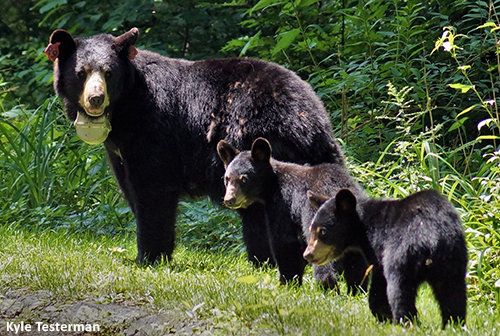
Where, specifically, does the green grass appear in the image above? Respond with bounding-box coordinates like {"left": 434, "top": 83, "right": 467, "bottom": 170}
{"left": 0, "top": 224, "right": 498, "bottom": 335}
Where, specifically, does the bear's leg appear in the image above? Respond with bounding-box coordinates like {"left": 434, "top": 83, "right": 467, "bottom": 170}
{"left": 135, "top": 191, "right": 179, "bottom": 264}
{"left": 267, "top": 215, "right": 307, "bottom": 285}
{"left": 385, "top": 270, "right": 418, "bottom": 325}
{"left": 313, "top": 263, "right": 339, "bottom": 291}
{"left": 429, "top": 276, "right": 467, "bottom": 328}
{"left": 341, "top": 251, "right": 369, "bottom": 295}
{"left": 368, "top": 266, "right": 392, "bottom": 322}
{"left": 105, "top": 143, "right": 136, "bottom": 212}
{"left": 239, "top": 203, "right": 275, "bottom": 267}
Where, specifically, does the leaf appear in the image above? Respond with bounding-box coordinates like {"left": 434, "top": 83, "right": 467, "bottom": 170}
{"left": 272, "top": 28, "right": 300, "bottom": 55}
{"left": 108, "top": 247, "right": 126, "bottom": 253}
{"left": 495, "top": 278, "right": 500, "bottom": 288}
{"left": 39, "top": 0, "right": 67, "bottom": 14}
{"left": 249, "top": 0, "right": 282, "bottom": 15}
{"left": 240, "top": 31, "right": 262, "bottom": 56}
{"left": 449, "top": 83, "right": 474, "bottom": 94}
{"left": 298, "top": 0, "right": 318, "bottom": 8}
{"left": 477, "top": 135, "right": 500, "bottom": 141}
{"left": 448, "top": 117, "right": 468, "bottom": 133}
{"left": 477, "top": 22, "right": 497, "bottom": 29}
{"left": 456, "top": 104, "right": 479, "bottom": 118}
{"left": 237, "top": 275, "right": 258, "bottom": 284}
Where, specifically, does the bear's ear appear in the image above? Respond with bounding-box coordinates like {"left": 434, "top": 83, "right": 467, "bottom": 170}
{"left": 307, "top": 190, "right": 329, "bottom": 209}
{"left": 251, "top": 137, "right": 271, "bottom": 164}
{"left": 45, "top": 29, "right": 76, "bottom": 61}
{"left": 217, "top": 140, "right": 240, "bottom": 168}
{"left": 335, "top": 189, "right": 357, "bottom": 214}
{"left": 114, "top": 27, "right": 139, "bottom": 60}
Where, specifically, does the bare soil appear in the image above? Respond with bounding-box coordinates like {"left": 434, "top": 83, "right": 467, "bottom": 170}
{"left": 0, "top": 289, "right": 212, "bottom": 335}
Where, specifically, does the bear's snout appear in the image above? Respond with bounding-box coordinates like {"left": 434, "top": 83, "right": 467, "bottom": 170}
{"left": 79, "top": 71, "right": 109, "bottom": 117}
{"left": 89, "top": 93, "right": 105, "bottom": 109}
{"left": 303, "top": 246, "right": 315, "bottom": 263}
{"left": 223, "top": 195, "right": 236, "bottom": 208}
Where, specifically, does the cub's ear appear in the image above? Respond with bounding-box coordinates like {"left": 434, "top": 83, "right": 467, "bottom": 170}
{"left": 115, "top": 27, "right": 139, "bottom": 60}
{"left": 251, "top": 137, "right": 271, "bottom": 164}
{"left": 45, "top": 29, "right": 76, "bottom": 61}
{"left": 307, "top": 190, "right": 329, "bottom": 209}
{"left": 217, "top": 140, "right": 240, "bottom": 169}
{"left": 335, "top": 189, "right": 357, "bottom": 213}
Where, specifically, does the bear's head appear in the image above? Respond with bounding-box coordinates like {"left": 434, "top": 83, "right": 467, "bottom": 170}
{"left": 216, "top": 138, "right": 274, "bottom": 209}
{"left": 45, "top": 28, "right": 139, "bottom": 143}
{"left": 303, "top": 189, "right": 359, "bottom": 265}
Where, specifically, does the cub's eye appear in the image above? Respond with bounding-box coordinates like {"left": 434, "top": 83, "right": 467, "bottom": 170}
{"left": 318, "top": 227, "right": 327, "bottom": 237}
{"left": 224, "top": 175, "right": 230, "bottom": 185}
{"left": 240, "top": 175, "right": 248, "bottom": 184}
{"left": 105, "top": 70, "right": 113, "bottom": 79}
{"left": 77, "top": 70, "right": 86, "bottom": 79}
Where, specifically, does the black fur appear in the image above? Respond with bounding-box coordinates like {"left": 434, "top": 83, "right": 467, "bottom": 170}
{"left": 217, "top": 138, "right": 368, "bottom": 291}
{"left": 48, "top": 28, "right": 344, "bottom": 264}
{"left": 307, "top": 189, "right": 467, "bottom": 328}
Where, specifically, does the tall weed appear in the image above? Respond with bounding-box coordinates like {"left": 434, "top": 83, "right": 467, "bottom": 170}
{"left": 0, "top": 97, "right": 133, "bottom": 234}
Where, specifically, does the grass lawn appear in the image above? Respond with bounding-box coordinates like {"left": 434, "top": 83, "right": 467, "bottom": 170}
{"left": 0, "top": 223, "right": 498, "bottom": 335}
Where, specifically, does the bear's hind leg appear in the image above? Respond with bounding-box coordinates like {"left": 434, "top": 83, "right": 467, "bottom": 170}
{"left": 429, "top": 277, "right": 467, "bottom": 328}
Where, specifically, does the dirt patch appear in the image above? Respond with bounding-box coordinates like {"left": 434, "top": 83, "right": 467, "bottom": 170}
{"left": 0, "top": 289, "right": 212, "bottom": 335}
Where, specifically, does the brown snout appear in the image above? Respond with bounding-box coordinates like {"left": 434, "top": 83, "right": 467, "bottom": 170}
{"left": 303, "top": 245, "right": 315, "bottom": 263}
{"left": 79, "top": 71, "right": 109, "bottom": 116}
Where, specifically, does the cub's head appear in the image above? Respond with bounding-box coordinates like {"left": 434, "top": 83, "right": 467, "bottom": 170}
{"left": 45, "top": 28, "right": 139, "bottom": 128}
{"left": 303, "top": 189, "right": 358, "bottom": 265}
{"left": 216, "top": 138, "right": 274, "bottom": 209}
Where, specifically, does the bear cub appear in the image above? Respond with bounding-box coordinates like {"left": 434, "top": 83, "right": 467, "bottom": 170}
{"left": 304, "top": 188, "right": 467, "bottom": 328}
{"left": 217, "top": 137, "right": 368, "bottom": 291}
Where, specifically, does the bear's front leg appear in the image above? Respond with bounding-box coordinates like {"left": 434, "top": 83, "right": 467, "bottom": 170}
{"left": 384, "top": 268, "right": 418, "bottom": 325}
{"left": 239, "top": 203, "right": 275, "bottom": 267}
{"left": 134, "top": 191, "right": 179, "bottom": 264}
{"left": 341, "top": 251, "right": 370, "bottom": 295}
{"left": 368, "top": 266, "right": 392, "bottom": 322}
{"left": 266, "top": 209, "right": 307, "bottom": 285}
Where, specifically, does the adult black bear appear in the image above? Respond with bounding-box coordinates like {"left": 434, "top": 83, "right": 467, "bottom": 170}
{"left": 45, "top": 28, "right": 344, "bottom": 265}
{"left": 304, "top": 189, "right": 467, "bottom": 328}
{"left": 217, "top": 138, "right": 368, "bottom": 291}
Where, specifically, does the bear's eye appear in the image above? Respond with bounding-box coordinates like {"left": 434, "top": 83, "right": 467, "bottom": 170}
{"left": 318, "top": 228, "right": 327, "bottom": 237}
{"left": 240, "top": 175, "right": 248, "bottom": 184}
{"left": 105, "top": 70, "right": 113, "bottom": 79}
{"left": 77, "top": 70, "right": 86, "bottom": 79}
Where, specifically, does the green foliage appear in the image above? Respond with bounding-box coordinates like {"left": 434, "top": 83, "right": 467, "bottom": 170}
{"left": 0, "top": 97, "right": 134, "bottom": 234}
{"left": 177, "top": 198, "right": 243, "bottom": 254}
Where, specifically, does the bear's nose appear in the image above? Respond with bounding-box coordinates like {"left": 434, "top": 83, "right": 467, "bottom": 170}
{"left": 223, "top": 197, "right": 236, "bottom": 208}
{"left": 89, "top": 94, "right": 105, "bottom": 108}
{"left": 303, "top": 247, "right": 314, "bottom": 262}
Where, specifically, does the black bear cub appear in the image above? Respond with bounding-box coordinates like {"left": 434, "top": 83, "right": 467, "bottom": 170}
{"left": 217, "top": 137, "right": 368, "bottom": 291}
{"left": 304, "top": 189, "right": 467, "bottom": 328}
